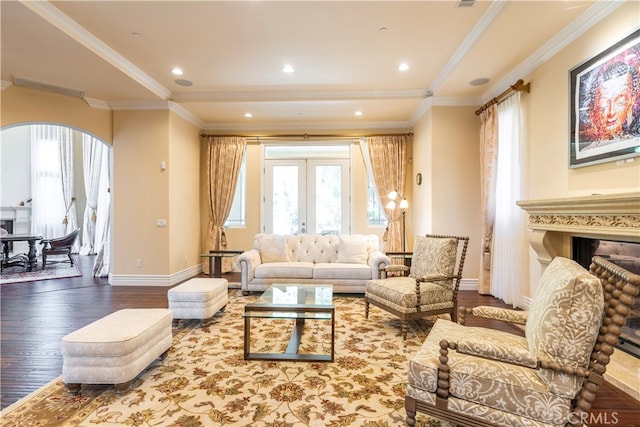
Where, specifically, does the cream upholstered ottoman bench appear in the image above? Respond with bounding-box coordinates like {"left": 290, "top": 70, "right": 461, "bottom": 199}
{"left": 61, "top": 308, "right": 173, "bottom": 394}
{"left": 167, "top": 277, "right": 228, "bottom": 320}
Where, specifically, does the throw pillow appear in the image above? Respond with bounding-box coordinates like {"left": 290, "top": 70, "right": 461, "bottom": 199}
{"left": 336, "top": 235, "right": 368, "bottom": 264}
{"left": 409, "top": 236, "right": 457, "bottom": 285}
{"left": 258, "top": 235, "right": 289, "bottom": 263}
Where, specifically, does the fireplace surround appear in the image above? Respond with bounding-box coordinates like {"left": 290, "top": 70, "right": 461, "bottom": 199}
{"left": 517, "top": 191, "right": 640, "bottom": 399}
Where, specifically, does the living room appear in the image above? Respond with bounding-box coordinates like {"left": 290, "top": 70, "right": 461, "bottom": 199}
{"left": 1, "top": 1, "right": 639, "bottom": 426}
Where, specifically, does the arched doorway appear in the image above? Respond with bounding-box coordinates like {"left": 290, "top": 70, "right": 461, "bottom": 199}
{"left": 0, "top": 123, "right": 112, "bottom": 277}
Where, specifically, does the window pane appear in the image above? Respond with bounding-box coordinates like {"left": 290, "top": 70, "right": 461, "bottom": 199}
{"left": 224, "top": 154, "right": 246, "bottom": 227}
{"left": 367, "top": 178, "right": 387, "bottom": 226}
{"left": 315, "top": 165, "right": 341, "bottom": 233}
{"left": 272, "top": 165, "right": 299, "bottom": 234}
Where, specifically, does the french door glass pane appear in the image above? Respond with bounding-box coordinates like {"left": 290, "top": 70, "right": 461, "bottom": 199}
{"left": 314, "top": 165, "right": 341, "bottom": 234}
{"left": 272, "top": 165, "right": 299, "bottom": 234}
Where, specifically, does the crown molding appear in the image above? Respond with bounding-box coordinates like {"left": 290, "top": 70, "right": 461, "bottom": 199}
{"left": 20, "top": 1, "right": 171, "bottom": 101}
{"left": 83, "top": 97, "right": 111, "bottom": 110}
{"left": 481, "top": 0, "right": 625, "bottom": 101}
{"left": 1, "top": 80, "right": 13, "bottom": 91}
{"left": 171, "top": 88, "right": 428, "bottom": 103}
{"left": 429, "top": 0, "right": 506, "bottom": 95}
{"left": 201, "top": 120, "right": 411, "bottom": 133}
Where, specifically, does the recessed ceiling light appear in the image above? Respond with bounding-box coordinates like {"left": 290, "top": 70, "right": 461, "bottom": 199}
{"left": 174, "top": 79, "right": 192, "bottom": 87}
{"left": 379, "top": 27, "right": 388, "bottom": 32}
{"left": 171, "top": 67, "right": 184, "bottom": 76}
{"left": 398, "top": 63, "right": 410, "bottom": 72}
{"left": 282, "top": 65, "right": 295, "bottom": 73}
{"left": 132, "top": 32, "right": 142, "bottom": 38}
{"left": 355, "top": 111, "right": 363, "bottom": 116}
{"left": 470, "top": 77, "right": 490, "bottom": 86}
{"left": 244, "top": 113, "right": 253, "bottom": 118}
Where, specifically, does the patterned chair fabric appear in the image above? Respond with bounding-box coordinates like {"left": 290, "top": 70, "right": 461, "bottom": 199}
{"left": 364, "top": 234, "right": 469, "bottom": 340}
{"left": 405, "top": 256, "right": 640, "bottom": 427}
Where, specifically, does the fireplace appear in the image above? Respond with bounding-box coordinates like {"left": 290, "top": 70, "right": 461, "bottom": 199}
{"left": 573, "top": 237, "right": 640, "bottom": 357}
{"left": 0, "top": 219, "right": 13, "bottom": 252}
{"left": 517, "top": 192, "right": 640, "bottom": 399}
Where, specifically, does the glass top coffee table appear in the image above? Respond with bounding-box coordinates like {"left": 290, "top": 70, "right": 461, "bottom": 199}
{"left": 243, "top": 284, "right": 335, "bottom": 362}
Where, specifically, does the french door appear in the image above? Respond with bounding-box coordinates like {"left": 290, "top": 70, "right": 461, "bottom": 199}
{"left": 264, "top": 158, "right": 350, "bottom": 234}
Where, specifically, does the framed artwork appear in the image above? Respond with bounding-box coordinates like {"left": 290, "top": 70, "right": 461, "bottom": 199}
{"left": 569, "top": 29, "right": 640, "bottom": 168}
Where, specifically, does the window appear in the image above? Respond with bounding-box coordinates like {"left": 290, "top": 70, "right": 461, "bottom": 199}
{"left": 224, "top": 152, "right": 246, "bottom": 227}
{"left": 367, "top": 177, "right": 387, "bottom": 226}
{"left": 263, "top": 144, "right": 351, "bottom": 234}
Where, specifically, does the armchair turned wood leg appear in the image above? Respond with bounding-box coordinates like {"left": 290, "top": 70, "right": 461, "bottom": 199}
{"left": 364, "top": 300, "right": 370, "bottom": 319}
{"left": 405, "top": 395, "right": 417, "bottom": 427}
{"left": 402, "top": 321, "right": 408, "bottom": 340}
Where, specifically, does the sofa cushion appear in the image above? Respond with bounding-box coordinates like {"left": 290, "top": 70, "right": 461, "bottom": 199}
{"left": 409, "top": 236, "right": 457, "bottom": 288}
{"left": 257, "top": 234, "right": 289, "bottom": 263}
{"left": 313, "top": 262, "right": 372, "bottom": 280}
{"left": 254, "top": 262, "right": 314, "bottom": 279}
{"left": 525, "top": 256, "right": 604, "bottom": 397}
{"left": 336, "top": 235, "right": 369, "bottom": 264}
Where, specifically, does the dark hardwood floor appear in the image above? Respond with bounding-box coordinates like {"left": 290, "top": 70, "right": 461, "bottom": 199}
{"left": 1, "top": 256, "right": 638, "bottom": 425}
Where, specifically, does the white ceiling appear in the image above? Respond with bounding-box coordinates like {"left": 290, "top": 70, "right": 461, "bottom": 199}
{"left": 0, "top": 1, "right": 625, "bottom": 133}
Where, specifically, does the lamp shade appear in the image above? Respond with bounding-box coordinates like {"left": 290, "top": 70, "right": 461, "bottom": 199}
{"left": 387, "top": 190, "right": 398, "bottom": 200}
{"left": 399, "top": 199, "right": 409, "bottom": 209}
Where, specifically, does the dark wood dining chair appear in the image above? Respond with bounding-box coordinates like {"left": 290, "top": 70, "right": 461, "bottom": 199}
{"left": 40, "top": 228, "right": 80, "bottom": 269}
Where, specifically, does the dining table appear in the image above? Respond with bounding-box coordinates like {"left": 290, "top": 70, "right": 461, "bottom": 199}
{"left": 0, "top": 233, "right": 43, "bottom": 271}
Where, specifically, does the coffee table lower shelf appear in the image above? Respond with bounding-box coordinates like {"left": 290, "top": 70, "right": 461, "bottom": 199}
{"left": 243, "top": 304, "right": 335, "bottom": 362}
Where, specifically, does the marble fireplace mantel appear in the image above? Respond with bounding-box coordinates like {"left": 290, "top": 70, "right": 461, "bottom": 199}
{"left": 517, "top": 191, "right": 640, "bottom": 400}
{"left": 517, "top": 192, "right": 640, "bottom": 265}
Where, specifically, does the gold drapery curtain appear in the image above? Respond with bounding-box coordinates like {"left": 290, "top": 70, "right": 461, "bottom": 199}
{"left": 365, "top": 135, "right": 407, "bottom": 252}
{"left": 478, "top": 104, "right": 499, "bottom": 295}
{"left": 204, "top": 136, "right": 246, "bottom": 274}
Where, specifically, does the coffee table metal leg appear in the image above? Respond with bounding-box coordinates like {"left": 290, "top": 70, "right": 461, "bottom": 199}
{"left": 285, "top": 318, "right": 305, "bottom": 355}
{"left": 243, "top": 314, "right": 251, "bottom": 359}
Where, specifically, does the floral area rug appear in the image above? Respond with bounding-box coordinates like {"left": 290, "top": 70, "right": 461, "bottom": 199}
{"left": 0, "top": 261, "right": 81, "bottom": 285}
{"left": 0, "top": 290, "right": 452, "bottom": 427}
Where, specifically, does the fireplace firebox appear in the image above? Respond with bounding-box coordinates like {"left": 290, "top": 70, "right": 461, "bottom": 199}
{"left": 573, "top": 237, "right": 640, "bottom": 358}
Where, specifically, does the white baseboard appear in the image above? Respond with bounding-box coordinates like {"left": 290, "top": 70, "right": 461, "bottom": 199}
{"left": 109, "top": 264, "right": 201, "bottom": 287}
{"left": 459, "top": 278, "right": 478, "bottom": 291}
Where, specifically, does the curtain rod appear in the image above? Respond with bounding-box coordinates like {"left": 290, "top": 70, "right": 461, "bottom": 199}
{"left": 475, "top": 79, "right": 530, "bottom": 116}
{"left": 200, "top": 132, "right": 413, "bottom": 140}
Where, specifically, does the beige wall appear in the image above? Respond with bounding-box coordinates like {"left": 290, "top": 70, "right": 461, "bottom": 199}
{"left": 526, "top": 2, "right": 640, "bottom": 199}
{"left": 112, "top": 110, "right": 171, "bottom": 275}
{"left": 169, "top": 112, "right": 202, "bottom": 274}
{"left": 1, "top": 86, "right": 112, "bottom": 144}
{"left": 111, "top": 109, "right": 204, "bottom": 279}
{"left": 412, "top": 106, "right": 482, "bottom": 280}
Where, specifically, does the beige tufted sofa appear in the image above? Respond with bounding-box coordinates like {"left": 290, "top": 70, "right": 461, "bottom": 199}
{"left": 238, "top": 233, "right": 390, "bottom": 295}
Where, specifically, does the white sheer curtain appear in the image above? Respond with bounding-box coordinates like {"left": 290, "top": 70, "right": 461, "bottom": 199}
{"left": 93, "top": 147, "right": 111, "bottom": 277}
{"left": 490, "top": 93, "right": 527, "bottom": 307}
{"left": 79, "top": 134, "right": 105, "bottom": 255}
{"left": 31, "top": 125, "right": 66, "bottom": 240}
{"left": 59, "top": 130, "right": 79, "bottom": 252}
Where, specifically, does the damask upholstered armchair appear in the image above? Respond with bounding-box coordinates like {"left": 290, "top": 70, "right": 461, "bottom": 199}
{"left": 365, "top": 234, "right": 469, "bottom": 340}
{"left": 405, "top": 256, "right": 640, "bottom": 427}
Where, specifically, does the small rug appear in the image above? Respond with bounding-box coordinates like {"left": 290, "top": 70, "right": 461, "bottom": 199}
{"left": 0, "top": 261, "right": 82, "bottom": 285}
{"left": 0, "top": 290, "right": 451, "bottom": 427}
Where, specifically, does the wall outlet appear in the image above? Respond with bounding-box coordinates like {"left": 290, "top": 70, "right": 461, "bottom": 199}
{"left": 136, "top": 259, "right": 142, "bottom": 268}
